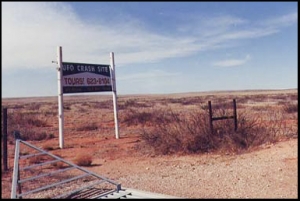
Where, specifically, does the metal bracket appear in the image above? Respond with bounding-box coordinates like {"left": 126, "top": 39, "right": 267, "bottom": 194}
{"left": 13, "top": 130, "right": 21, "bottom": 140}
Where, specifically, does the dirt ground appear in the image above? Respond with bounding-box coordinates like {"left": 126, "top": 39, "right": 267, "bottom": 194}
{"left": 1, "top": 89, "right": 298, "bottom": 198}
{"left": 1, "top": 135, "right": 298, "bottom": 198}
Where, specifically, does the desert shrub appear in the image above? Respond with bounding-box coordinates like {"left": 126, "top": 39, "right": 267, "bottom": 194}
{"left": 250, "top": 94, "right": 270, "bottom": 102}
{"left": 201, "top": 99, "right": 237, "bottom": 110}
{"left": 27, "top": 118, "right": 48, "bottom": 127}
{"left": 289, "top": 93, "right": 298, "bottom": 101}
{"left": 20, "top": 150, "right": 30, "bottom": 156}
{"left": 122, "top": 108, "right": 175, "bottom": 126}
{"left": 231, "top": 111, "right": 269, "bottom": 148}
{"left": 8, "top": 112, "right": 49, "bottom": 128}
{"left": 282, "top": 103, "right": 298, "bottom": 114}
{"left": 181, "top": 97, "right": 204, "bottom": 105}
{"left": 42, "top": 142, "right": 56, "bottom": 151}
{"left": 88, "top": 100, "right": 113, "bottom": 109}
{"left": 20, "top": 131, "right": 49, "bottom": 141}
{"left": 26, "top": 103, "right": 41, "bottom": 110}
{"left": 141, "top": 108, "right": 222, "bottom": 154}
{"left": 211, "top": 101, "right": 236, "bottom": 110}
{"left": 167, "top": 98, "right": 184, "bottom": 104}
{"left": 140, "top": 106, "right": 291, "bottom": 155}
{"left": 52, "top": 160, "right": 65, "bottom": 169}
{"left": 76, "top": 123, "right": 98, "bottom": 131}
{"left": 265, "top": 110, "right": 297, "bottom": 139}
{"left": 140, "top": 108, "right": 214, "bottom": 154}
{"left": 236, "top": 96, "right": 251, "bottom": 104}
{"left": 122, "top": 109, "right": 154, "bottom": 126}
{"left": 41, "top": 110, "right": 57, "bottom": 116}
{"left": 122, "top": 99, "right": 138, "bottom": 108}
{"left": 159, "top": 97, "right": 205, "bottom": 106}
{"left": 76, "top": 106, "right": 88, "bottom": 113}
{"left": 118, "top": 99, "right": 152, "bottom": 110}
{"left": 73, "top": 153, "right": 93, "bottom": 166}
{"left": 51, "top": 154, "right": 65, "bottom": 169}
{"left": 11, "top": 105, "right": 25, "bottom": 109}
{"left": 5, "top": 110, "right": 52, "bottom": 141}
{"left": 63, "top": 104, "right": 71, "bottom": 110}
{"left": 48, "top": 133, "right": 55, "bottom": 139}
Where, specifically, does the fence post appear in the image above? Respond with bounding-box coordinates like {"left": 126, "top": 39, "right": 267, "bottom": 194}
{"left": 208, "top": 101, "right": 213, "bottom": 133}
{"left": 2, "top": 107, "right": 8, "bottom": 171}
{"left": 233, "top": 99, "right": 237, "bottom": 131}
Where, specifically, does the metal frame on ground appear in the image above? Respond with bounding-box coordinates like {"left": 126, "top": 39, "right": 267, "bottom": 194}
{"left": 11, "top": 139, "right": 178, "bottom": 199}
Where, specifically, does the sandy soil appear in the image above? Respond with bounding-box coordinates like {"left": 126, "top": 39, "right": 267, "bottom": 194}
{"left": 81, "top": 137, "right": 299, "bottom": 198}
{"left": 1, "top": 136, "right": 297, "bottom": 198}
{"left": 1, "top": 89, "right": 298, "bottom": 198}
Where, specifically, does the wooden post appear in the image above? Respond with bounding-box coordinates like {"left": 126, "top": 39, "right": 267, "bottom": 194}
{"left": 2, "top": 107, "right": 8, "bottom": 171}
{"left": 233, "top": 99, "right": 237, "bottom": 131}
{"left": 208, "top": 101, "right": 213, "bottom": 134}
{"left": 208, "top": 99, "right": 238, "bottom": 134}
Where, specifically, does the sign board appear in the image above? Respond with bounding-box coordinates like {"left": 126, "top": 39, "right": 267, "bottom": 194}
{"left": 56, "top": 47, "right": 119, "bottom": 149}
{"left": 62, "top": 62, "right": 112, "bottom": 93}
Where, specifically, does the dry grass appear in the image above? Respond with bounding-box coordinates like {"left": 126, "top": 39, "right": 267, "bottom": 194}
{"left": 73, "top": 153, "right": 93, "bottom": 166}
{"left": 1, "top": 89, "right": 298, "bottom": 199}
{"left": 137, "top": 108, "right": 273, "bottom": 155}
{"left": 51, "top": 154, "right": 66, "bottom": 169}
{"left": 282, "top": 102, "right": 298, "bottom": 114}
{"left": 1, "top": 89, "right": 297, "bottom": 155}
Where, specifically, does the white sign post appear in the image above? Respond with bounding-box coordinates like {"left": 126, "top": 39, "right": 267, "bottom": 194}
{"left": 110, "top": 52, "right": 120, "bottom": 139}
{"left": 57, "top": 46, "right": 64, "bottom": 149}
{"left": 56, "top": 47, "right": 120, "bottom": 149}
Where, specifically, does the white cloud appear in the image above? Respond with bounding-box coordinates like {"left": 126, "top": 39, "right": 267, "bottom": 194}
{"left": 2, "top": 2, "right": 202, "bottom": 71}
{"left": 118, "top": 69, "right": 180, "bottom": 81}
{"left": 212, "top": 54, "right": 251, "bottom": 67}
{"left": 177, "top": 15, "right": 248, "bottom": 37}
{"left": 2, "top": 2, "right": 297, "bottom": 72}
{"left": 260, "top": 12, "right": 298, "bottom": 28}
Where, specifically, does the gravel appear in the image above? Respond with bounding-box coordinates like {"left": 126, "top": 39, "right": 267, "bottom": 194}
{"left": 2, "top": 139, "right": 297, "bottom": 199}
{"left": 112, "top": 139, "right": 298, "bottom": 198}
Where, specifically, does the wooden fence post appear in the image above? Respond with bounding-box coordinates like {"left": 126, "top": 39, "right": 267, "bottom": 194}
{"left": 208, "top": 101, "right": 213, "bottom": 133}
{"left": 233, "top": 99, "right": 238, "bottom": 131}
{"left": 208, "top": 99, "right": 238, "bottom": 134}
{"left": 2, "top": 107, "right": 8, "bottom": 171}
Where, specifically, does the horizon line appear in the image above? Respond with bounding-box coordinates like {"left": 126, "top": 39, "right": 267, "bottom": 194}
{"left": 1, "top": 88, "right": 297, "bottom": 99}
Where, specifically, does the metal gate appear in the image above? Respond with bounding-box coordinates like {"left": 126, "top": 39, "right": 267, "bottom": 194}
{"left": 11, "top": 139, "right": 121, "bottom": 199}
{"left": 10, "top": 138, "right": 178, "bottom": 199}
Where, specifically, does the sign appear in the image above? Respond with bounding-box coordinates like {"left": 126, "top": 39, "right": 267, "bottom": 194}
{"left": 56, "top": 47, "right": 119, "bottom": 149}
{"left": 62, "top": 62, "right": 112, "bottom": 93}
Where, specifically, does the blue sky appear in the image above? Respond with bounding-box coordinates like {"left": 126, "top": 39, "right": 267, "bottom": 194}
{"left": 2, "top": 2, "right": 298, "bottom": 98}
